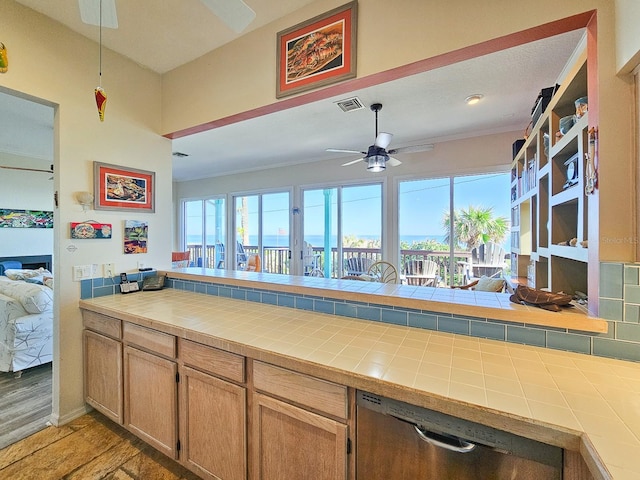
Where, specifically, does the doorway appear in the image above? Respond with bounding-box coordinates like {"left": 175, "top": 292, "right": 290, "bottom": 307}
{"left": 0, "top": 87, "right": 55, "bottom": 446}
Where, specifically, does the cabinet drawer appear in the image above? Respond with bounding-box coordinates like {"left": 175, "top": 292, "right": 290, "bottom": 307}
{"left": 123, "top": 322, "right": 176, "bottom": 358}
{"left": 82, "top": 310, "right": 122, "bottom": 340}
{"left": 253, "top": 361, "right": 347, "bottom": 420}
{"left": 180, "top": 339, "right": 245, "bottom": 383}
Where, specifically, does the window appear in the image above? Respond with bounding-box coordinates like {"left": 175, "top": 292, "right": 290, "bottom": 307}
{"left": 303, "top": 183, "right": 382, "bottom": 278}
{"left": 183, "top": 197, "right": 225, "bottom": 268}
{"left": 234, "top": 191, "right": 290, "bottom": 273}
{"left": 399, "top": 173, "right": 510, "bottom": 286}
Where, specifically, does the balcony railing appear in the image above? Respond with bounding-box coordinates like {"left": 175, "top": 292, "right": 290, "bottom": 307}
{"left": 183, "top": 244, "right": 475, "bottom": 285}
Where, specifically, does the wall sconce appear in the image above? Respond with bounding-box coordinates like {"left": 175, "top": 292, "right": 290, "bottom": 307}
{"left": 75, "top": 191, "right": 94, "bottom": 211}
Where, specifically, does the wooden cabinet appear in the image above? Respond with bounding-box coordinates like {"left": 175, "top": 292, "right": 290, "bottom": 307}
{"left": 83, "top": 328, "right": 123, "bottom": 424}
{"left": 123, "top": 323, "right": 178, "bottom": 459}
{"left": 511, "top": 39, "right": 589, "bottom": 296}
{"left": 179, "top": 339, "right": 247, "bottom": 480}
{"left": 252, "top": 361, "right": 349, "bottom": 480}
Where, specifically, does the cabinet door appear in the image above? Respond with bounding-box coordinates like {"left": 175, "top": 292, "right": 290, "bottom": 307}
{"left": 180, "top": 366, "right": 246, "bottom": 480}
{"left": 124, "top": 345, "right": 178, "bottom": 458}
{"left": 253, "top": 393, "right": 348, "bottom": 480}
{"left": 84, "top": 330, "right": 123, "bottom": 424}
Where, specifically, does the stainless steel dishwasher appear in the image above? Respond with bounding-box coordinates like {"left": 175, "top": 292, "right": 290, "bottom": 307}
{"left": 356, "top": 391, "right": 562, "bottom": 479}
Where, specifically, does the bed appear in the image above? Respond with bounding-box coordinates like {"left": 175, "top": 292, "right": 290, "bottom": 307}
{"left": 0, "top": 255, "right": 53, "bottom": 373}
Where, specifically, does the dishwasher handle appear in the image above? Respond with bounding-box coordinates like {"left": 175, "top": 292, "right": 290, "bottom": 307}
{"left": 413, "top": 425, "right": 476, "bottom": 453}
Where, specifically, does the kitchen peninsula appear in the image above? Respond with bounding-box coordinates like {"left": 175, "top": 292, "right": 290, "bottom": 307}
{"left": 79, "top": 269, "right": 639, "bottom": 479}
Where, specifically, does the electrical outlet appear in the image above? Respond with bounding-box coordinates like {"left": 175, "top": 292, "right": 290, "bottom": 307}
{"left": 73, "top": 264, "right": 95, "bottom": 281}
{"left": 137, "top": 261, "right": 145, "bottom": 270}
{"left": 103, "top": 263, "right": 115, "bottom": 278}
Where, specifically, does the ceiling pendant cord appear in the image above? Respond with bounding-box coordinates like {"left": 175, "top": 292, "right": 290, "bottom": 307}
{"left": 94, "top": 0, "right": 107, "bottom": 122}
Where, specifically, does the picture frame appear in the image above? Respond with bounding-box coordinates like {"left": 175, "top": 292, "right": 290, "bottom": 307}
{"left": 276, "top": 1, "right": 357, "bottom": 98}
{"left": 94, "top": 162, "right": 155, "bottom": 212}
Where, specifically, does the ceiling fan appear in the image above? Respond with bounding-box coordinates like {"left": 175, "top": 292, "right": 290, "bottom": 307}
{"left": 78, "top": 0, "right": 256, "bottom": 33}
{"left": 327, "top": 103, "right": 434, "bottom": 172}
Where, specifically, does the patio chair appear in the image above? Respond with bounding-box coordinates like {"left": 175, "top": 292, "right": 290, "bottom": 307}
{"left": 303, "top": 241, "right": 322, "bottom": 277}
{"left": 462, "top": 242, "right": 507, "bottom": 284}
{"left": 236, "top": 241, "right": 248, "bottom": 270}
{"left": 246, "top": 254, "right": 261, "bottom": 272}
{"left": 404, "top": 259, "right": 439, "bottom": 286}
{"left": 367, "top": 261, "right": 399, "bottom": 284}
{"left": 345, "top": 257, "right": 373, "bottom": 276}
{"left": 171, "top": 251, "right": 191, "bottom": 268}
{"left": 215, "top": 242, "right": 225, "bottom": 268}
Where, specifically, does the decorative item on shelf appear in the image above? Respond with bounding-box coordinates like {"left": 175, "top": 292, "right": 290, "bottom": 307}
{"left": 585, "top": 127, "right": 598, "bottom": 195}
{"left": 563, "top": 153, "right": 579, "bottom": 189}
{"left": 512, "top": 139, "right": 525, "bottom": 159}
{"left": 557, "top": 115, "right": 576, "bottom": 138}
{"left": 0, "top": 42, "right": 7, "bottom": 73}
{"left": 510, "top": 285, "right": 573, "bottom": 312}
{"left": 579, "top": 240, "right": 588, "bottom": 248}
{"left": 543, "top": 133, "right": 549, "bottom": 157}
{"left": 530, "top": 85, "right": 559, "bottom": 127}
{"left": 557, "top": 237, "right": 578, "bottom": 246}
{"left": 70, "top": 221, "right": 112, "bottom": 239}
{"left": 575, "top": 96, "right": 588, "bottom": 119}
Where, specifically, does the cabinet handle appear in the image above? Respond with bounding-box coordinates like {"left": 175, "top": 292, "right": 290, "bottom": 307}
{"left": 413, "top": 425, "right": 476, "bottom": 453}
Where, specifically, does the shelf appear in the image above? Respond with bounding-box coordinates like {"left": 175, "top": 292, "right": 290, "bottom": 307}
{"left": 551, "top": 185, "right": 580, "bottom": 206}
{"left": 549, "top": 244, "right": 588, "bottom": 262}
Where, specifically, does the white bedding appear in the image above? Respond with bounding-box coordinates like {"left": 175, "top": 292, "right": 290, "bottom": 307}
{"left": 0, "top": 275, "right": 53, "bottom": 372}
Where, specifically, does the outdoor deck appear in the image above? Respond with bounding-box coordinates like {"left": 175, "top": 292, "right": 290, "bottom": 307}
{"left": 184, "top": 244, "right": 478, "bottom": 286}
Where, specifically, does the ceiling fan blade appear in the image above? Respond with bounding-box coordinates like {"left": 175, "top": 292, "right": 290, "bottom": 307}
{"left": 387, "top": 157, "right": 402, "bottom": 167}
{"left": 200, "top": 0, "right": 256, "bottom": 33}
{"left": 341, "top": 157, "right": 364, "bottom": 167}
{"left": 78, "top": 0, "right": 119, "bottom": 28}
{"left": 388, "top": 143, "right": 434, "bottom": 155}
{"left": 327, "top": 148, "right": 367, "bottom": 154}
{"left": 374, "top": 132, "right": 393, "bottom": 149}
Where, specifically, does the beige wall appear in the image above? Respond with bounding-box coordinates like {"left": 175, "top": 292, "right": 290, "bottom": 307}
{"left": 615, "top": 0, "right": 640, "bottom": 73}
{"left": 1, "top": 0, "right": 172, "bottom": 423}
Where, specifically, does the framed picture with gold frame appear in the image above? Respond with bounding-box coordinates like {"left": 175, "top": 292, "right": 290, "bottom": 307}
{"left": 276, "top": 1, "right": 357, "bottom": 98}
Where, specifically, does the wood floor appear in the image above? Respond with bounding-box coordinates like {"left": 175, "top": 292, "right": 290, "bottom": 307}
{"left": 0, "top": 410, "right": 202, "bottom": 480}
{"left": 0, "top": 363, "right": 52, "bottom": 450}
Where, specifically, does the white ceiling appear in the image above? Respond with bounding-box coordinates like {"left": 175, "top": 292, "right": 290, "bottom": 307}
{"left": 2, "top": 1, "right": 585, "bottom": 182}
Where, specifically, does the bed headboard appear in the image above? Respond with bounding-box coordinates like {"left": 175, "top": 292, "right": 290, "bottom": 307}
{"left": 0, "top": 255, "right": 52, "bottom": 275}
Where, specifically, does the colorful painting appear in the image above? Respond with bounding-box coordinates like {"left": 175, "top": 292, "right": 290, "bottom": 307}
{"left": 124, "top": 220, "right": 148, "bottom": 254}
{"left": 70, "top": 222, "right": 112, "bottom": 239}
{"left": 94, "top": 162, "right": 155, "bottom": 212}
{"left": 276, "top": 2, "right": 357, "bottom": 98}
{"left": 0, "top": 209, "right": 53, "bottom": 228}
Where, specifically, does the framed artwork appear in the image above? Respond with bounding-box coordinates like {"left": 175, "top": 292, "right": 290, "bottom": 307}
{"left": 94, "top": 162, "right": 155, "bottom": 212}
{"left": 276, "top": 1, "right": 357, "bottom": 98}
{"left": 0, "top": 209, "right": 53, "bottom": 228}
{"left": 70, "top": 222, "right": 112, "bottom": 239}
{"left": 124, "top": 220, "right": 148, "bottom": 254}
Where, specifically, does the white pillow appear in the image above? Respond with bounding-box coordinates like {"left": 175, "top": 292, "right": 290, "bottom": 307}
{"left": 475, "top": 275, "right": 505, "bottom": 292}
{"left": 5, "top": 268, "right": 52, "bottom": 281}
{"left": 0, "top": 279, "right": 53, "bottom": 313}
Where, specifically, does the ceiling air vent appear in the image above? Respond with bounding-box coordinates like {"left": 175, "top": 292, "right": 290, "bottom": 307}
{"left": 334, "top": 97, "right": 364, "bottom": 112}
{"left": 172, "top": 151, "right": 189, "bottom": 158}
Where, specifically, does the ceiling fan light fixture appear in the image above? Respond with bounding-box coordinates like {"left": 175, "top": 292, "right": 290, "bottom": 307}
{"left": 465, "top": 94, "right": 484, "bottom": 105}
{"left": 367, "top": 154, "right": 387, "bottom": 172}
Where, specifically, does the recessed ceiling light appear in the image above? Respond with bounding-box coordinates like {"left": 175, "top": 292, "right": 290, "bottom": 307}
{"left": 465, "top": 94, "right": 484, "bottom": 105}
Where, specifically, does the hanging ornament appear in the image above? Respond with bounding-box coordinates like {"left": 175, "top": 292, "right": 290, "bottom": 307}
{"left": 94, "top": 0, "right": 107, "bottom": 121}
{"left": 95, "top": 87, "right": 107, "bottom": 121}
{"left": 0, "top": 42, "right": 8, "bottom": 73}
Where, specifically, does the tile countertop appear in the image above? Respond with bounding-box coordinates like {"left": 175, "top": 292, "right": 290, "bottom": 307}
{"left": 80, "top": 288, "right": 640, "bottom": 480}
{"left": 163, "top": 268, "right": 608, "bottom": 333}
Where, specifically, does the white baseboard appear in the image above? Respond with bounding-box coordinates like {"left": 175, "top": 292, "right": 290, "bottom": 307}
{"left": 48, "top": 404, "right": 91, "bottom": 427}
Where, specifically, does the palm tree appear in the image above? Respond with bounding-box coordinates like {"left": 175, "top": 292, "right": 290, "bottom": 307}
{"left": 443, "top": 205, "right": 509, "bottom": 250}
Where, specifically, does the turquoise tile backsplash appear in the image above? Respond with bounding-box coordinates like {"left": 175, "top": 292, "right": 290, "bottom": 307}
{"left": 79, "top": 263, "right": 640, "bottom": 363}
